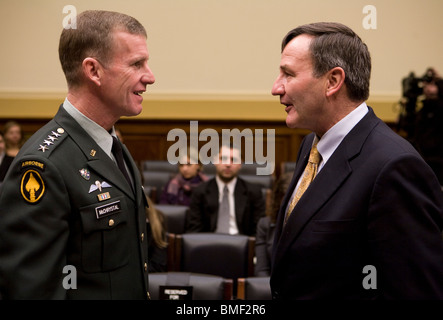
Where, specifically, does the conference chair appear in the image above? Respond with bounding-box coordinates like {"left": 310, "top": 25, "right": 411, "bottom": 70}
{"left": 236, "top": 277, "right": 271, "bottom": 300}
{"left": 172, "top": 233, "right": 255, "bottom": 280}
{"left": 280, "top": 161, "right": 297, "bottom": 175}
{"left": 148, "top": 272, "right": 233, "bottom": 300}
{"left": 141, "top": 160, "right": 178, "bottom": 174}
{"left": 142, "top": 171, "right": 173, "bottom": 203}
{"left": 155, "top": 204, "right": 189, "bottom": 234}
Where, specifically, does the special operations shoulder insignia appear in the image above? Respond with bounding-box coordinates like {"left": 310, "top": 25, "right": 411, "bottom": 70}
{"left": 20, "top": 169, "right": 45, "bottom": 203}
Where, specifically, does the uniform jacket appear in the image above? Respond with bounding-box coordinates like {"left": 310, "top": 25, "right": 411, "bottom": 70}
{"left": 271, "top": 108, "right": 443, "bottom": 299}
{"left": 186, "top": 178, "right": 265, "bottom": 236}
{"left": 0, "top": 153, "right": 13, "bottom": 182}
{"left": 0, "top": 106, "right": 149, "bottom": 299}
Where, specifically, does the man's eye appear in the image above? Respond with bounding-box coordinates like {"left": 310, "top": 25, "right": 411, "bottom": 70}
{"left": 133, "top": 61, "right": 143, "bottom": 68}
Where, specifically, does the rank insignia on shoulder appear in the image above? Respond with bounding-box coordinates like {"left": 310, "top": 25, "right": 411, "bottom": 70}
{"left": 20, "top": 169, "right": 45, "bottom": 204}
{"left": 38, "top": 128, "right": 65, "bottom": 153}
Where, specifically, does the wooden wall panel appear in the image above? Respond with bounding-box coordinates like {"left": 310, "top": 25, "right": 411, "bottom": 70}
{"left": 0, "top": 118, "right": 311, "bottom": 178}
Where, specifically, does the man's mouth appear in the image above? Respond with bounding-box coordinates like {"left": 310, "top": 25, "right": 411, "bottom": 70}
{"left": 133, "top": 90, "right": 145, "bottom": 96}
{"left": 283, "top": 102, "right": 293, "bottom": 112}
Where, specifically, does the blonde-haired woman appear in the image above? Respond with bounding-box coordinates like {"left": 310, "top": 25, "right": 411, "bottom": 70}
{"left": 3, "top": 121, "right": 25, "bottom": 157}
{"left": 145, "top": 196, "right": 168, "bottom": 272}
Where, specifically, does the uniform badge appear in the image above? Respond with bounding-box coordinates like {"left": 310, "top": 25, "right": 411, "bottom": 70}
{"left": 20, "top": 169, "right": 45, "bottom": 203}
{"left": 95, "top": 200, "right": 121, "bottom": 219}
{"left": 97, "top": 192, "right": 111, "bottom": 201}
{"left": 89, "top": 180, "right": 111, "bottom": 193}
{"left": 79, "top": 168, "right": 90, "bottom": 180}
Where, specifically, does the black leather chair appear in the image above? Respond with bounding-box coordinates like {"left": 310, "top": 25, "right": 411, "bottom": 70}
{"left": 141, "top": 160, "right": 178, "bottom": 174}
{"left": 239, "top": 174, "right": 274, "bottom": 189}
{"left": 280, "top": 161, "right": 297, "bottom": 174}
{"left": 237, "top": 277, "right": 271, "bottom": 300}
{"left": 172, "top": 233, "right": 255, "bottom": 280}
{"left": 239, "top": 163, "right": 266, "bottom": 175}
{"left": 148, "top": 272, "right": 233, "bottom": 300}
{"left": 143, "top": 171, "right": 173, "bottom": 203}
{"left": 155, "top": 204, "right": 189, "bottom": 234}
{"left": 201, "top": 163, "right": 216, "bottom": 179}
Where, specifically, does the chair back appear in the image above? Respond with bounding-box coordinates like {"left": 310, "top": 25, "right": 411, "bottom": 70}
{"left": 173, "top": 233, "right": 255, "bottom": 280}
{"left": 149, "top": 272, "right": 233, "bottom": 300}
{"left": 155, "top": 204, "right": 189, "bottom": 234}
{"left": 237, "top": 277, "right": 271, "bottom": 300}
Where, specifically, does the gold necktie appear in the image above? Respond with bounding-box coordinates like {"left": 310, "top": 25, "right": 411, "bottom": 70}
{"left": 285, "top": 141, "right": 321, "bottom": 224}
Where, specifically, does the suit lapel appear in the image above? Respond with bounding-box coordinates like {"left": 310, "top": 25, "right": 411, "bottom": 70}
{"left": 206, "top": 180, "right": 220, "bottom": 230}
{"left": 272, "top": 134, "right": 313, "bottom": 256}
{"left": 272, "top": 108, "right": 381, "bottom": 268}
{"left": 234, "top": 179, "right": 247, "bottom": 231}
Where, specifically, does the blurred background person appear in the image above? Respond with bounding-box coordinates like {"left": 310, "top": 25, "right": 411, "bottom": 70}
{"left": 254, "top": 172, "right": 292, "bottom": 276}
{"left": 186, "top": 145, "right": 265, "bottom": 236}
{"left": 411, "top": 68, "right": 443, "bottom": 185}
{"left": 145, "top": 196, "right": 168, "bottom": 272}
{"left": 0, "top": 131, "right": 14, "bottom": 182}
{"left": 3, "top": 120, "right": 25, "bottom": 157}
{"left": 160, "top": 147, "right": 208, "bottom": 206}
{"left": 398, "top": 68, "right": 443, "bottom": 185}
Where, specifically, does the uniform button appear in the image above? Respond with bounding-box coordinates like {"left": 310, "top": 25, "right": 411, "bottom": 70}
{"left": 144, "top": 262, "right": 148, "bottom": 272}
{"left": 108, "top": 219, "right": 115, "bottom": 227}
{"left": 141, "top": 233, "right": 144, "bottom": 242}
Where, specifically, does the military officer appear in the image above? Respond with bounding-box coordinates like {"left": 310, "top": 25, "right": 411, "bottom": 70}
{"left": 0, "top": 10, "right": 155, "bottom": 299}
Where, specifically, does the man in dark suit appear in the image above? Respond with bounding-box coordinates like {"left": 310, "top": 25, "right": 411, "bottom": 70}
{"left": 0, "top": 10, "right": 155, "bottom": 299}
{"left": 186, "top": 145, "right": 265, "bottom": 236}
{"left": 270, "top": 22, "right": 443, "bottom": 299}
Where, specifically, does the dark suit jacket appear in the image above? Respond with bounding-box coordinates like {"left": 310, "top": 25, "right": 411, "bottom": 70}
{"left": 254, "top": 215, "right": 275, "bottom": 276}
{"left": 0, "top": 105, "right": 149, "bottom": 299}
{"left": 271, "top": 107, "right": 443, "bottom": 299}
{"left": 186, "top": 177, "right": 265, "bottom": 236}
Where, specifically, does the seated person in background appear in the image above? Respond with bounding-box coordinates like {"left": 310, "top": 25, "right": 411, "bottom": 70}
{"left": 0, "top": 131, "right": 14, "bottom": 182}
{"left": 146, "top": 196, "right": 168, "bottom": 272}
{"left": 3, "top": 120, "right": 25, "bottom": 158}
{"left": 254, "top": 172, "right": 292, "bottom": 276}
{"left": 160, "top": 147, "right": 208, "bottom": 206}
{"left": 186, "top": 145, "right": 265, "bottom": 236}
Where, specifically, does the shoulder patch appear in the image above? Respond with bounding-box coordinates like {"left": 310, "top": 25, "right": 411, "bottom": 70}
{"left": 20, "top": 169, "right": 46, "bottom": 204}
{"left": 21, "top": 160, "right": 46, "bottom": 171}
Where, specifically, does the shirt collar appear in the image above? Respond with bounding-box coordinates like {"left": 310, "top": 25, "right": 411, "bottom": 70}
{"left": 215, "top": 175, "right": 237, "bottom": 194}
{"left": 317, "top": 102, "right": 368, "bottom": 169}
{"left": 62, "top": 98, "right": 116, "bottom": 158}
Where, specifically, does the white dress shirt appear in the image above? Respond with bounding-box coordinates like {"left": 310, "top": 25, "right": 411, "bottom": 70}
{"left": 215, "top": 175, "right": 239, "bottom": 235}
{"left": 286, "top": 102, "right": 369, "bottom": 212}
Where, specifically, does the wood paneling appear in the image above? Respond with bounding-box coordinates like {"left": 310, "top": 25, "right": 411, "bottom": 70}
{"left": 0, "top": 118, "right": 311, "bottom": 178}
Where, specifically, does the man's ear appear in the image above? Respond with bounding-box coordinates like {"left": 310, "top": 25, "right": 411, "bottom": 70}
{"left": 82, "top": 57, "right": 103, "bottom": 86}
{"left": 325, "top": 67, "right": 345, "bottom": 97}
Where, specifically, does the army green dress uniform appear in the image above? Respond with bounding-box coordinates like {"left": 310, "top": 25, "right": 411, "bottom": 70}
{"left": 0, "top": 104, "right": 150, "bottom": 299}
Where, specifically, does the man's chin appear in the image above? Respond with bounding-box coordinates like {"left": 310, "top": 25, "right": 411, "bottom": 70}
{"left": 124, "top": 105, "right": 143, "bottom": 117}
{"left": 285, "top": 118, "right": 298, "bottom": 129}
{"left": 219, "top": 175, "right": 235, "bottom": 183}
